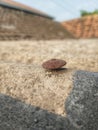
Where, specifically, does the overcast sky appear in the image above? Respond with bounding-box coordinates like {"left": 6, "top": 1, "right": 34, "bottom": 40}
{"left": 14, "top": 0, "right": 98, "bottom": 21}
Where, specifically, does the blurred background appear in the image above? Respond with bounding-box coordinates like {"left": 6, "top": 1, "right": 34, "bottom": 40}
{"left": 0, "top": 0, "right": 98, "bottom": 40}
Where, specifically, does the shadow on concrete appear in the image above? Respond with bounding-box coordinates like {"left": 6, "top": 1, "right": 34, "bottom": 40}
{"left": 44, "top": 68, "right": 73, "bottom": 76}
{"left": 0, "top": 93, "right": 73, "bottom": 130}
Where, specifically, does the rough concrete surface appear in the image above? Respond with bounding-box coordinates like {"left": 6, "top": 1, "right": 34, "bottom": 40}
{"left": 0, "top": 40, "right": 98, "bottom": 129}
{"left": 65, "top": 70, "right": 98, "bottom": 130}
{"left": 0, "top": 93, "right": 68, "bottom": 130}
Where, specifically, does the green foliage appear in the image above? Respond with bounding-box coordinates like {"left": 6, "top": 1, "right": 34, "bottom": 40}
{"left": 80, "top": 9, "right": 98, "bottom": 17}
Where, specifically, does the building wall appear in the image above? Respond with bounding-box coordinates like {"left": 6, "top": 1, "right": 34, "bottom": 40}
{"left": 62, "top": 15, "right": 98, "bottom": 38}
{"left": 0, "top": 6, "right": 73, "bottom": 40}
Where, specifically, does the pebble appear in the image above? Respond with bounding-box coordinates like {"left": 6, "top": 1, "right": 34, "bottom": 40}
{"left": 42, "top": 59, "right": 67, "bottom": 70}
{"left": 34, "top": 119, "right": 38, "bottom": 123}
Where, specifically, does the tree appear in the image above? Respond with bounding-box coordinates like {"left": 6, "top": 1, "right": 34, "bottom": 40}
{"left": 80, "top": 9, "right": 98, "bottom": 17}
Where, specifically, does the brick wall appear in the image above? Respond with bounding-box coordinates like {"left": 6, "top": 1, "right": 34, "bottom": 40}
{"left": 62, "top": 15, "right": 98, "bottom": 38}
{"left": 0, "top": 6, "right": 73, "bottom": 40}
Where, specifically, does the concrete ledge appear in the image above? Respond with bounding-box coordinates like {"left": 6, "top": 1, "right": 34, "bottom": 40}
{"left": 0, "top": 61, "right": 73, "bottom": 115}
{"left": 0, "top": 62, "right": 98, "bottom": 129}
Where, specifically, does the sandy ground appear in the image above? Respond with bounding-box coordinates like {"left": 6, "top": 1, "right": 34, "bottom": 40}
{"left": 0, "top": 39, "right": 98, "bottom": 116}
